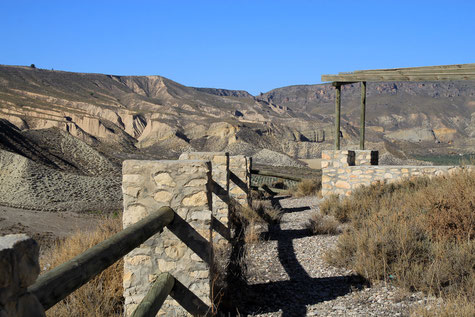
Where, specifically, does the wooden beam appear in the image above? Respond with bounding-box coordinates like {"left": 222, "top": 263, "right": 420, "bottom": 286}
{"left": 332, "top": 81, "right": 358, "bottom": 86}
{"left": 360, "top": 81, "right": 366, "bottom": 150}
{"left": 29, "top": 206, "right": 175, "bottom": 310}
{"left": 250, "top": 169, "right": 303, "bottom": 182}
{"left": 131, "top": 273, "right": 175, "bottom": 317}
{"left": 335, "top": 84, "right": 341, "bottom": 150}
{"left": 322, "top": 73, "right": 475, "bottom": 82}
{"left": 353, "top": 63, "right": 475, "bottom": 73}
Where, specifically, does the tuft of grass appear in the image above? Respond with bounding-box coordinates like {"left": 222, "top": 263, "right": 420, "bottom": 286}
{"left": 232, "top": 200, "right": 282, "bottom": 244}
{"left": 324, "top": 169, "right": 475, "bottom": 309}
{"left": 290, "top": 179, "right": 321, "bottom": 197}
{"left": 410, "top": 295, "right": 475, "bottom": 317}
{"left": 41, "top": 214, "right": 123, "bottom": 317}
{"left": 307, "top": 213, "right": 341, "bottom": 235}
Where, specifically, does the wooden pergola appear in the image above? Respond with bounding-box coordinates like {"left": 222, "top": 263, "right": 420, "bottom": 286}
{"left": 321, "top": 63, "right": 475, "bottom": 150}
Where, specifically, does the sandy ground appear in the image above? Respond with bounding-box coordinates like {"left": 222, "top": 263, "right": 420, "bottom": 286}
{"left": 301, "top": 158, "right": 322, "bottom": 169}
{"left": 0, "top": 205, "right": 101, "bottom": 248}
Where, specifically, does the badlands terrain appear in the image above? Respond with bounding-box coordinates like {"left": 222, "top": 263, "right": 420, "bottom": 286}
{"left": 0, "top": 64, "right": 475, "bottom": 218}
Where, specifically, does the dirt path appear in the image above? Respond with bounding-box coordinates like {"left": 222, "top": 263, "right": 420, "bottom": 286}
{"left": 238, "top": 196, "right": 438, "bottom": 316}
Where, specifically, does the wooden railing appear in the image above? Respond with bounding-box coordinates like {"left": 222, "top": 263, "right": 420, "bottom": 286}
{"left": 251, "top": 169, "right": 303, "bottom": 182}
{"left": 250, "top": 169, "right": 303, "bottom": 194}
{"left": 28, "top": 206, "right": 176, "bottom": 316}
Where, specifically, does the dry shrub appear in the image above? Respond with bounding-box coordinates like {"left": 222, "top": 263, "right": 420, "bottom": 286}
{"left": 234, "top": 200, "right": 282, "bottom": 226}
{"left": 411, "top": 295, "right": 475, "bottom": 317}
{"left": 41, "top": 214, "right": 123, "bottom": 317}
{"left": 232, "top": 200, "right": 282, "bottom": 244}
{"left": 325, "top": 169, "right": 475, "bottom": 305}
{"left": 291, "top": 179, "right": 321, "bottom": 197}
{"left": 307, "top": 213, "right": 341, "bottom": 235}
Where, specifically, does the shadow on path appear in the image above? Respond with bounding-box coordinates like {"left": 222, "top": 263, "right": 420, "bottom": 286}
{"left": 236, "top": 196, "right": 367, "bottom": 316}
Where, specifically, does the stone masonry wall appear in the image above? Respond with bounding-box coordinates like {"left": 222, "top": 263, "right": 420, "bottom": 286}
{"left": 322, "top": 165, "right": 461, "bottom": 197}
{"left": 122, "top": 160, "right": 213, "bottom": 316}
{"left": 179, "top": 152, "right": 230, "bottom": 247}
{"left": 321, "top": 150, "right": 355, "bottom": 169}
{"left": 321, "top": 150, "right": 378, "bottom": 169}
{"left": 0, "top": 234, "right": 45, "bottom": 317}
{"left": 229, "top": 155, "right": 252, "bottom": 208}
{"left": 354, "top": 150, "right": 378, "bottom": 166}
{"left": 321, "top": 150, "right": 466, "bottom": 197}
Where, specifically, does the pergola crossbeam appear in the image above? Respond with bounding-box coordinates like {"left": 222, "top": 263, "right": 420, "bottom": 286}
{"left": 322, "top": 63, "right": 475, "bottom": 150}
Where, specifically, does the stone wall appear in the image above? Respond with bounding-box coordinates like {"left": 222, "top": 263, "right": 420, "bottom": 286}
{"left": 321, "top": 150, "right": 377, "bottom": 169}
{"left": 0, "top": 234, "right": 45, "bottom": 317}
{"left": 123, "top": 160, "right": 213, "bottom": 316}
{"left": 229, "top": 155, "right": 252, "bottom": 208}
{"left": 122, "top": 155, "right": 252, "bottom": 316}
{"left": 179, "top": 152, "right": 230, "bottom": 246}
{"left": 321, "top": 150, "right": 469, "bottom": 197}
{"left": 322, "top": 165, "right": 461, "bottom": 197}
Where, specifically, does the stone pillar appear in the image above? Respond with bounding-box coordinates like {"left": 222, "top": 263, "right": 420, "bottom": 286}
{"left": 354, "top": 150, "right": 378, "bottom": 166}
{"left": 179, "top": 152, "right": 230, "bottom": 239}
{"left": 229, "top": 155, "right": 252, "bottom": 208}
{"left": 0, "top": 234, "right": 45, "bottom": 317}
{"left": 122, "top": 160, "right": 212, "bottom": 316}
{"left": 321, "top": 150, "right": 355, "bottom": 168}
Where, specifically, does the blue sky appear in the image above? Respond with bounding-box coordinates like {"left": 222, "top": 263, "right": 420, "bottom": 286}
{"left": 1, "top": 0, "right": 474, "bottom": 95}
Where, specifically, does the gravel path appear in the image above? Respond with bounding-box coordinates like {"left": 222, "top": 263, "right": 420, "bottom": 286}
{"left": 238, "top": 196, "right": 440, "bottom": 316}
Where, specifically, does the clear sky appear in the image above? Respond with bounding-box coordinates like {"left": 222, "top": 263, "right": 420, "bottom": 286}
{"left": 1, "top": 0, "right": 474, "bottom": 95}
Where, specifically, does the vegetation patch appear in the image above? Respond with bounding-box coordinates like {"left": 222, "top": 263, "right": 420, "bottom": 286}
{"left": 322, "top": 169, "right": 475, "bottom": 316}
{"left": 289, "top": 178, "right": 321, "bottom": 197}
{"left": 232, "top": 200, "right": 282, "bottom": 244}
{"left": 307, "top": 213, "right": 341, "bottom": 235}
{"left": 411, "top": 154, "right": 475, "bottom": 166}
{"left": 40, "top": 214, "right": 123, "bottom": 317}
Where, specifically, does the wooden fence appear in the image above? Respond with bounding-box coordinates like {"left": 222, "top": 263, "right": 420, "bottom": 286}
{"left": 28, "top": 206, "right": 175, "bottom": 316}
{"left": 0, "top": 152, "right": 252, "bottom": 317}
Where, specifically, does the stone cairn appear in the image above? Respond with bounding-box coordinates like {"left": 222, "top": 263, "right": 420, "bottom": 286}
{"left": 122, "top": 153, "right": 251, "bottom": 316}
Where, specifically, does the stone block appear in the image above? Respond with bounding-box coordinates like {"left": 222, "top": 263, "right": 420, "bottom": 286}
{"left": 0, "top": 234, "right": 45, "bottom": 317}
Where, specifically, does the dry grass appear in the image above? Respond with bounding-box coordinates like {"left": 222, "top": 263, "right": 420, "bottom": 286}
{"left": 410, "top": 295, "right": 475, "bottom": 317}
{"left": 307, "top": 213, "right": 341, "bottom": 235}
{"left": 232, "top": 200, "right": 282, "bottom": 244}
{"left": 324, "top": 169, "right": 475, "bottom": 313}
{"left": 290, "top": 179, "right": 321, "bottom": 197}
{"left": 41, "top": 214, "right": 123, "bottom": 317}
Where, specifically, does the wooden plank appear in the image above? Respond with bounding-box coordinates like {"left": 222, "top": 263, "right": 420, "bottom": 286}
{"left": 322, "top": 73, "right": 475, "bottom": 82}
{"left": 335, "top": 84, "right": 341, "bottom": 150}
{"left": 360, "top": 81, "right": 366, "bottom": 150}
{"left": 131, "top": 272, "right": 175, "bottom": 317}
{"left": 29, "top": 206, "right": 175, "bottom": 310}
{"left": 250, "top": 169, "right": 303, "bottom": 182}
{"left": 352, "top": 63, "right": 475, "bottom": 73}
{"left": 353, "top": 68, "right": 475, "bottom": 75}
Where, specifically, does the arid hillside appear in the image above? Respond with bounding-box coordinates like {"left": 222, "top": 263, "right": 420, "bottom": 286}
{"left": 1, "top": 64, "right": 475, "bottom": 211}
{"left": 259, "top": 81, "right": 475, "bottom": 157}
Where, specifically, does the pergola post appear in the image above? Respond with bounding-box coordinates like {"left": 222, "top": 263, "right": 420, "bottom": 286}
{"left": 360, "top": 81, "right": 366, "bottom": 150}
{"left": 334, "top": 83, "right": 341, "bottom": 150}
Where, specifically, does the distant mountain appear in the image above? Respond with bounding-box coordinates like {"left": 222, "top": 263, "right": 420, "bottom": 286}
{"left": 258, "top": 81, "right": 475, "bottom": 156}
{"left": 1, "top": 64, "right": 475, "bottom": 165}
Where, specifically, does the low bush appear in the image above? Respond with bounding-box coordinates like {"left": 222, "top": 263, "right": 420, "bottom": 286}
{"left": 232, "top": 200, "right": 282, "bottom": 244}
{"left": 291, "top": 179, "right": 321, "bottom": 197}
{"left": 307, "top": 213, "right": 341, "bottom": 235}
{"left": 41, "top": 214, "right": 123, "bottom": 317}
{"left": 324, "top": 169, "right": 475, "bottom": 314}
